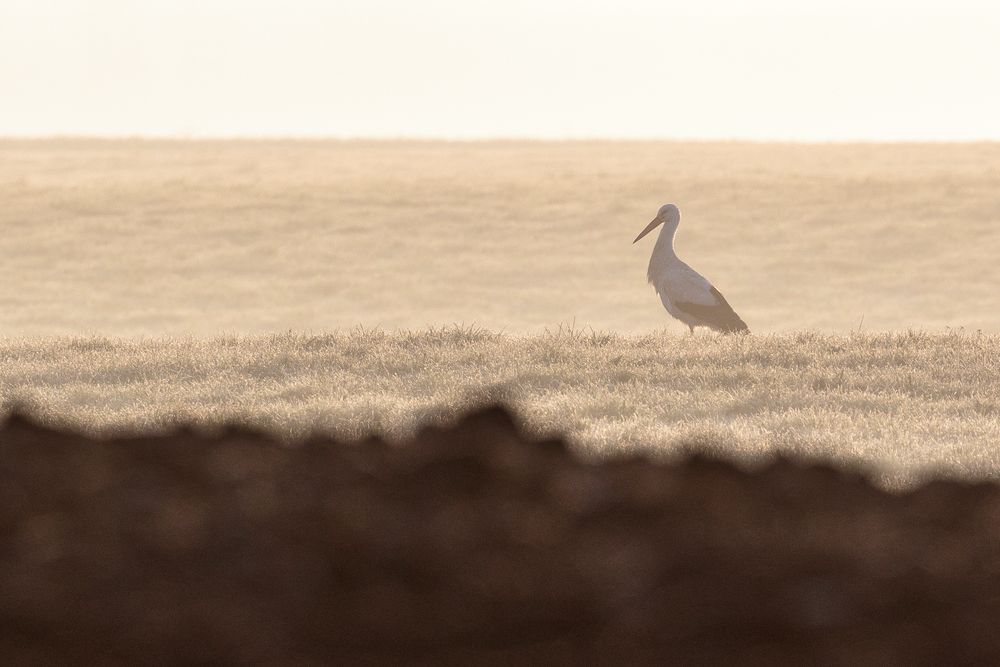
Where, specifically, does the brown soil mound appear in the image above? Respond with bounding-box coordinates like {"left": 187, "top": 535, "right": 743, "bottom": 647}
{"left": 2, "top": 406, "right": 1000, "bottom": 665}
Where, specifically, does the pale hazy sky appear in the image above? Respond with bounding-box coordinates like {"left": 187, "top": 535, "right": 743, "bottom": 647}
{"left": 2, "top": 0, "right": 998, "bottom": 140}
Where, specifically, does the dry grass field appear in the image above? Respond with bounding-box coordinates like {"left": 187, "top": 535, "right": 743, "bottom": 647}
{"left": 2, "top": 140, "right": 1000, "bottom": 335}
{"left": 3, "top": 140, "right": 1000, "bottom": 486}
{"left": 3, "top": 329, "right": 999, "bottom": 489}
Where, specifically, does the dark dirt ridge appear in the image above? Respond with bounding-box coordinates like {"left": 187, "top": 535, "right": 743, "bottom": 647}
{"left": 2, "top": 406, "right": 1000, "bottom": 666}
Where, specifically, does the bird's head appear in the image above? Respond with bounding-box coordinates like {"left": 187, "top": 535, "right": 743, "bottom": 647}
{"left": 632, "top": 203, "right": 680, "bottom": 244}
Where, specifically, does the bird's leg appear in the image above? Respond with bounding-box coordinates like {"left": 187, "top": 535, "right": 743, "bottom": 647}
{"left": 688, "top": 325, "right": 695, "bottom": 336}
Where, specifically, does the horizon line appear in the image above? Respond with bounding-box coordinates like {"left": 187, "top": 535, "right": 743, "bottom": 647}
{"left": 2, "top": 134, "right": 999, "bottom": 145}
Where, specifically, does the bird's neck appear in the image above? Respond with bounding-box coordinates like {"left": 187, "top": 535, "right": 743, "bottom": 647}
{"left": 647, "top": 220, "right": 679, "bottom": 283}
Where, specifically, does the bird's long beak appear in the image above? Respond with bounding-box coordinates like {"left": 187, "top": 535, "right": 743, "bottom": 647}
{"left": 632, "top": 216, "right": 662, "bottom": 244}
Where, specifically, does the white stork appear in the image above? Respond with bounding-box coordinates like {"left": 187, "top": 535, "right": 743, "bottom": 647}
{"left": 633, "top": 204, "right": 749, "bottom": 335}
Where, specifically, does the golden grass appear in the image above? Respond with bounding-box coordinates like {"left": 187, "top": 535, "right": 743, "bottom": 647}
{"left": 4, "top": 141, "right": 999, "bottom": 486}
{"left": 4, "top": 330, "right": 1000, "bottom": 489}
{"left": 2, "top": 140, "right": 1000, "bottom": 334}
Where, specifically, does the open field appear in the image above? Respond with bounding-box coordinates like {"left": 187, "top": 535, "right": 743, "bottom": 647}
{"left": 3, "top": 140, "right": 1000, "bottom": 485}
{"left": 3, "top": 329, "right": 1000, "bottom": 489}
{"left": 2, "top": 140, "right": 1000, "bottom": 335}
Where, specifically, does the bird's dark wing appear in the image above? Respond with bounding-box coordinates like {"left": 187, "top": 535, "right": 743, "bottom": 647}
{"left": 674, "top": 286, "right": 749, "bottom": 334}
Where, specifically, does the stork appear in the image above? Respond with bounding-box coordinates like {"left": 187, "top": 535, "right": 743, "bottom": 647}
{"left": 633, "top": 204, "right": 749, "bottom": 335}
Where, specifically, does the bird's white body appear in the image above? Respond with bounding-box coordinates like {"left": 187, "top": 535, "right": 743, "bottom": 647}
{"left": 634, "top": 204, "right": 748, "bottom": 334}
{"left": 654, "top": 264, "right": 717, "bottom": 330}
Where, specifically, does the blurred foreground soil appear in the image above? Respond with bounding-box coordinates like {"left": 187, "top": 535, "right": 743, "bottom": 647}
{"left": 2, "top": 406, "right": 1000, "bottom": 665}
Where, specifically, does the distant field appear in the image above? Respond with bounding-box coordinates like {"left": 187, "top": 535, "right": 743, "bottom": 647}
{"left": 2, "top": 140, "right": 999, "bottom": 335}
{"left": 4, "top": 330, "right": 1000, "bottom": 488}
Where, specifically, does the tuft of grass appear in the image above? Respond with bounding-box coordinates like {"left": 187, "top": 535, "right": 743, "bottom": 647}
{"left": 3, "top": 328, "right": 1000, "bottom": 488}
